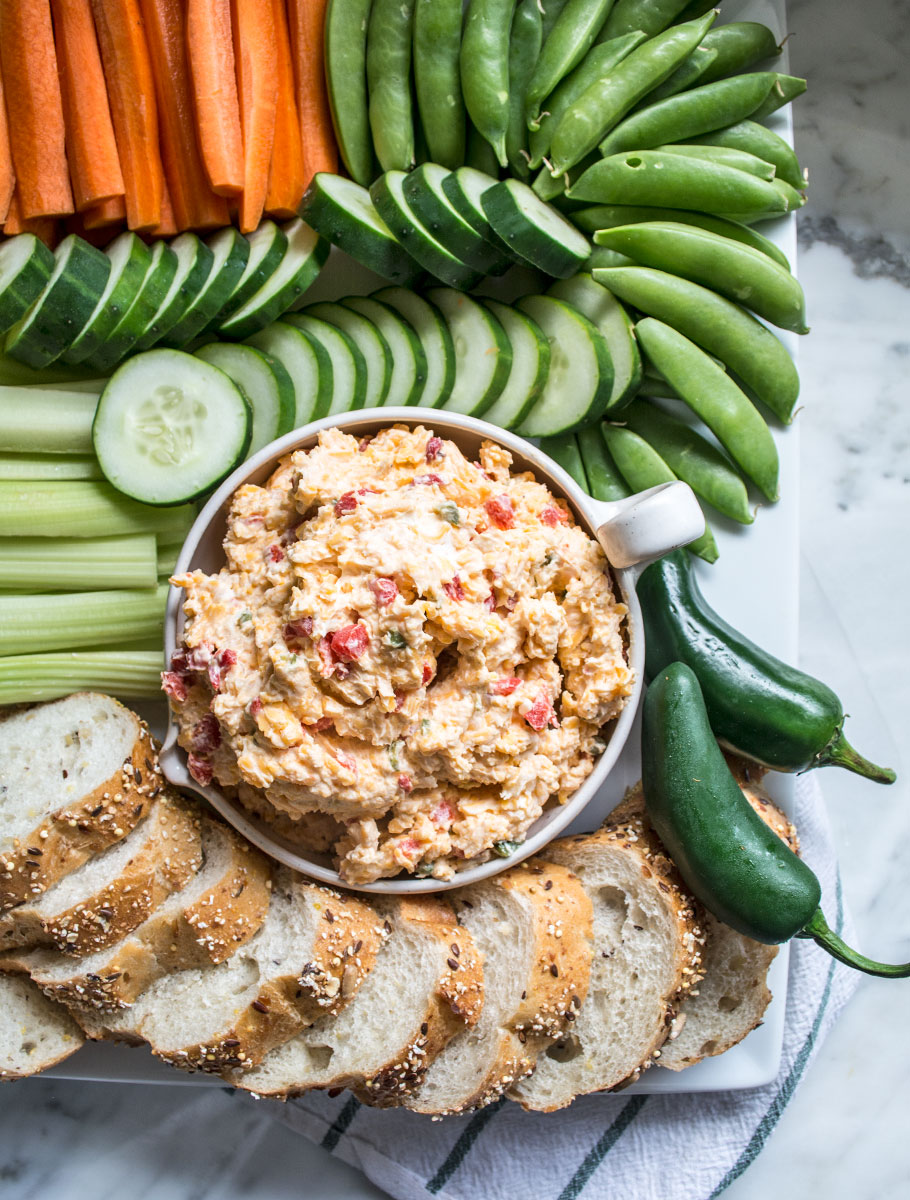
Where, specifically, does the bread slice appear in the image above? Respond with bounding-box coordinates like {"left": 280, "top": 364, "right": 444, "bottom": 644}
{"left": 0, "top": 793, "right": 203, "bottom": 955}
{"left": 230, "top": 896, "right": 483, "bottom": 1102}
{"left": 0, "top": 693, "right": 161, "bottom": 910}
{"left": 18, "top": 818, "right": 272, "bottom": 1010}
{"left": 0, "top": 972, "right": 84, "bottom": 1079}
{"left": 508, "top": 792, "right": 704, "bottom": 1111}
{"left": 75, "top": 871, "right": 384, "bottom": 1073}
{"left": 404, "top": 862, "right": 593, "bottom": 1115}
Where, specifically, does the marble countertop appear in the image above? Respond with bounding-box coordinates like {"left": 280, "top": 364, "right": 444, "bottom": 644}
{"left": 2, "top": 0, "right": 908, "bottom": 1195}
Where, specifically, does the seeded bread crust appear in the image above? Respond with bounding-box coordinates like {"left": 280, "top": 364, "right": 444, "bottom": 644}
{"left": 0, "top": 972, "right": 84, "bottom": 1080}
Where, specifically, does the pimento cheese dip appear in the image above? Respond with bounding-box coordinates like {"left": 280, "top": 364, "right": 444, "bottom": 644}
{"left": 165, "top": 425, "right": 633, "bottom": 883}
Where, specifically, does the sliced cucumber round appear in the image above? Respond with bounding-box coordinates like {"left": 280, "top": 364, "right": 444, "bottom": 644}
{"left": 63, "top": 233, "right": 153, "bottom": 365}
{"left": 162, "top": 227, "right": 251, "bottom": 349}
{"left": 0, "top": 235, "right": 55, "bottom": 336}
{"left": 440, "top": 167, "right": 520, "bottom": 264}
{"left": 341, "top": 295, "right": 426, "bottom": 406}
{"left": 196, "top": 342, "right": 296, "bottom": 454}
{"left": 303, "top": 302, "right": 392, "bottom": 409}
{"left": 133, "top": 235, "right": 215, "bottom": 353}
{"left": 214, "top": 221, "right": 288, "bottom": 326}
{"left": 514, "top": 295, "right": 614, "bottom": 437}
{"left": 371, "top": 286, "right": 454, "bottom": 408}
{"left": 92, "top": 349, "right": 252, "bottom": 505}
{"left": 283, "top": 314, "right": 367, "bottom": 416}
{"left": 403, "top": 164, "right": 510, "bottom": 276}
{"left": 425, "top": 288, "right": 512, "bottom": 418}
{"left": 482, "top": 180, "right": 592, "bottom": 278}
{"left": 546, "top": 274, "right": 636, "bottom": 412}
{"left": 85, "top": 241, "right": 182, "bottom": 373}
{"left": 480, "top": 299, "right": 551, "bottom": 431}
{"left": 246, "top": 321, "right": 334, "bottom": 427}
{"left": 299, "top": 173, "right": 423, "bottom": 285}
{"left": 370, "top": 172, "right": 482, "bottom": 291}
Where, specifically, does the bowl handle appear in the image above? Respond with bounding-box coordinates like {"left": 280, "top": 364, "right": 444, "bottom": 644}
{"left": 590, "top": 481, "right": 705, "bottom": 570}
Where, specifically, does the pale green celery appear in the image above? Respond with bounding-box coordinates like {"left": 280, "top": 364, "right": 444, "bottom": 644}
{"left": 156, "top": 541, "right": 182, "bottom": 576}
{"left": 0, "top": 650, "right": 163, "bottom": 704}
{"left": 0, "top": 481, "right": 195, "bottom": 538}
{"left": 0, "top": 534, "right": 157, "bottom": 590}
{"left": 0, "top": 453, "right": 102, "bottom": 481}
{"left": 0, "top": 353, "right": 102, "bottom": 388}
{"left": 0, "top": 388, "right": 98, "bottom": 453}
{"left": 0, "top": 583, "right": 167, "bottom": 655}
{"left": 37, "top": 379, "right": 107, "bottom": 394}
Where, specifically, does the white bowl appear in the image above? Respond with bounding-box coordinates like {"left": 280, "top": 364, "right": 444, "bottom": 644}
{"left": 159, "top": 408, "right": 704, "bottom": 893}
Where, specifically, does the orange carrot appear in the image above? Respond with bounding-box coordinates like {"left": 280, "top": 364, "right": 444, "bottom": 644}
{"left": 231, "top": 0, "right": 278, "bottom": 234}
{"left": 90, "top": 0, "right": 164, "bottom": 231}
{"left": 138, "top": 0, "right": 229, "bottom": 231}
{"left": 83, "top": 194, "right": 127, "bottom": 230}
{"left": 187, "top": 0, "right": 244, "bottom": 198}
{"left": 0, "top": 64, "right": 14, "bottom": 225}
{"left": 287, "top": 0, "right": 338, "bottom": 189}
{"left": 264, "top": 0, "right": 305, "bottom": 219}
{"left": 3, "top": 190, "right": 61, "bottom": 247}
{"left": 0, "top": 1, "right": 74, "bottom": 219}
{"left": 66, "top": 209, "right": 123, "bottom": 246}
{"left": 50, "top": 0, "right": 124, "bottom": 212}
{"left": 149, "top": 177, "right": 178, "bottom": 238}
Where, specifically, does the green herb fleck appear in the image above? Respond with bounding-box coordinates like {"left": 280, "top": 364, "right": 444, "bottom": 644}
{"left": 388, "top": 739, "right": 404, "bottom": 771}
{"left": 436, "top": 502, "right": 461, "bottom": 526}
{"left": 415, "top": 861, "right": 435, "bottom": 877}
{"left": 385, "top": 629, "right": 408, "bottom": 650}
{"left": 420, "top": 718, "right": 431, "bottom": 734}
{"left": 493, "top": 840, "right": 524, "bottom": 858}
{"left": 238, "top": 610, "right": 253, "bottom": 626}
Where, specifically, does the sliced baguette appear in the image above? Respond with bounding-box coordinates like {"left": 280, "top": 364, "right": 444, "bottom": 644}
{"left": 0, "top": 972, "right": 84, "bottom": 1080}
{"left": 0, "top": 693, "right": 160, "bottom": 910}
{"left": 404, "top": 862, "right": 593, "bottom": 1115}
{"left": 0, "top": 793, "right": 203, "bottom": 955}
{"left": 230, "top": 896, "right": 483, "bottom": 1102}
{"left": 19, "top": 818, "right": 272, "bottom": 1010}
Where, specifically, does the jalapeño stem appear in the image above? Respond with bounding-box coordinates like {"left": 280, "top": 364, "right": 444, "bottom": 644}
{"left": 799, "top": 909, "right": 910, "bottom": 978}
{"left": 816, "top": 729, "right": 896, "bottom": 784}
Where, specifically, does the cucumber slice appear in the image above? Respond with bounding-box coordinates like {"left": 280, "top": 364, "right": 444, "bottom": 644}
{"left": 424, "top": 288, "right": 512, "bottom": 418}
{"left": 161, "top": 228, "right": 250, "bottom": 349}
{"left": 92, "top": 350, "right": 252, "bottom": 505}
{"left": 85, "top": 241, "right": 181, "bottom": 373}
{"left": 538, "top": 433, "right": 589, "bottom": 492}
{"left": 546, "top": 273, "right": 638, "bottom": 411}
{"left": 371, "top": 287, "right": 454, "bottom": 408}
{"left": 246, "top": 321, "right": 334, "bottom": 427}
{"left": 214, "top": 221, "right": 288, "bottom": 325}
{"left": 0, "top": 235, "right": 55, "bottom": 336}
{"left": 480, "top": 299, "right": 551, "bottom": 431}
{"left": 196, "top": 342, "right": 296, "bottom": 454}
{"left": 440, "top": 167, "right": 521, "bottom": 264}
{"left": 370, "top": 172, "right": 482, "bottom": 291}
{"left": 133, "top": 235, "right": 215, "bottom": 353}
{"left": 63, "top": 233, "right": 153, "bottom": 364}
{"left": 218, "top": 221, "right": 329, "bottom": 341}
{"left": 341, "top": 296, "right": 426, "bottom": 406}
{"left": 300, "top": 173, "right": 423, "bottom": 285}
{"left": 481, "top": 180, "right": 591, "bottom": 278}
{"left": 303, "top": 302, "right": 392, "bottom": 409}
{"left": 283, "top": 314, "right": 367, "bottom": 416}
{"left": 514, "top": 295, "right": 614, "bottom": 437}
{"left": 5, "top": 236, "right": 111, "bottom": 369}
{"left": 403, "top": 164, "right": 510, "bottom": 276}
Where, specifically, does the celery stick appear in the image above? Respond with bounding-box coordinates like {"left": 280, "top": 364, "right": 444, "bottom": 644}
{"left": 0, "top": 352, "right": 102, "bottom": 387}
{"left": 38, "top": 378, "right": 107, "bottom": 394}
{"left": 156, "top": 541, "right": 182, "bottom": 576}
{"left": 0, "top": 482, "right": 195, "bottom": 538}
{"left": 0, "top": 584, "right": 167, "bottom": 654}
{"left": 0, "top": 453, "right": 102, "bottom": 481}
{"left": 0, "top": 534, "right": 157, "bottom": 590}
{"left": 0, "top": 650, "right": 163, "bottom": 704}
{"left": 0, "top": 387, "right": 98, "bottom": 453}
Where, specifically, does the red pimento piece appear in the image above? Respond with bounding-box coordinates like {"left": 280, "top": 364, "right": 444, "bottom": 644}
{"left": 219, "top": 649, "right": 237, "bottom": 670}
{"left": 161, "top": 671, "right": 188, "bottom": 702}
{"left": 398, "top": 773, "right": 413, "bottom": 792}
{"left": 249, "top": 697, "right": 263, "bottom": 717}
{"left": 400, "top": 837, "right": 421, "bottom": 855}
{"left": 484, "top": 494, "right": 515, "bottom": 529}
{"left": 370, "top": 577, "right": 398, "bottom": 607}
{"left": 332, "top": 749, "right": 357, "bottom": 773}
{"left": 412, "top": 473, "right": 445, "bottom": 487}
{"left": 394, "top": 690, "right": 406, "bottom": 711}
{"left": 540, "top": 505, "right": 568, "bottom": 526}
{"left": 268, "top": 543, "right": 284, "bottom": 562}
{"left": 358, "top": 437, "right": 371, "bottom": 452}
{"left": 334, "top": 492, "right": 358, "bottom": 516}
{"left": 331, "top": 623, "right": 370, "bottom": 662}
{"left": 422, "top": 663, "right": 433, "bottom": 686}
{"left": 191, "top": 712, "right": 222, "bottom": 754}
{"left": 524, "top": 691, "right": 558, "bottom": 732}
{"left": 207, "top": 660, "right": 224, "bottom": 692}
{"left": 284, "top": 618, "right": 314, "bottom": 644}
{"left": 430, "top": 798, "right": 456, "bottom": 826}
{"left": 491, "top": 676, "right": 521, "bottom": 696}
{"left": 443, "top": 576, "right": 465, "bottom": 602}
{"left": 484, "top": 593, "right": 496, "bottom": 611}
{"left": 426, "top": 436, "right": 443, "bottom": 461}
{"left": 187, "top": 755, "right": 213, "bottom": 786}
{"left": 307, "top": 716, "right": 334, "bottom": 732}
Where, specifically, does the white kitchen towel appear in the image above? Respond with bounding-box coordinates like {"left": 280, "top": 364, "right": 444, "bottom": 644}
{"left": 258, "top": 774, "right": 858, "bottom": 1200}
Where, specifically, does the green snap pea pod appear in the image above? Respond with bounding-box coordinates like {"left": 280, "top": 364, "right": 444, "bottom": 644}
{"left": 750, "top": 74, "right": 807, "bottom": 120}
{"left": 689, "top": 120, "right": 805, "bottom": 190}
{"left": 461, "top": 0, "right": 520, "bottom": 168}
{"left": 593, "top": 265, "right": 799, "bottom": 420}
{"left": 596, "top": 220, "right": 808, "bottom": 332}
{"left": 539, "top": 432, "right": 589, "bottom": 491}
{"left": 633, "top": 316, "right": 779, "bottom": 501}
{"left": 767, "top": 177, "right": 806, "bottom": 212}
{"left": 325, "top": 0, "right": 375, "bottom": 185}
{"left": 532, "top": 154, "right": 597, "bottom": 202}
{"left": 642, "top": 662, "right": 905, "bottom": 974}
{"left": 574, "top": 203, "right": 790, "bottom": 268}
{"left": 540, "top": 0, "right": 570, "bottom": 41}
{"left": 567, "top": 151, "right": 788, "bottom": 220}
{"left": 640, "top": 43, "right": 718, "bottom": 105}
{"left": 548, "top": 10, "right": 717, "bottom": 175}
{"left": 671, "top": 0, "right": 717, "bottom": 20}
{"left": 506, "top": 0, "right": 544, "bottom": 178}
{"left": 367, "top": 0, "right": 417, "bottom": 172}
{"left": 623, "top": 396, "right": 753, "bottom": 523}
{"left": 576, "top": 424, "right": 630, "bottom": 500}
{"left": 697, "top": 21, "right": 782, "bottom": 84}
{"left": 601, "top": 422, "right": 717, "bottom": 562}
{"left": 413, "top": 0, "right": 466, "bottom": 169}
{"left": 524, "top": 0, "right": 615, "bottom": 131}
{"left": 654, "top": 142, "right": 777, "bottom": 180}
{"left": 466, "top": 120, "right": 502, "bottom": 177}
{"left": 597, "top": 72, "right": 778, "bottom": 157}
{"left": 601, "top": 0, "right": 692, "bottom": 40}
{"left": 585, "top": 246, "right": 636, "bottom": 270}
{"left": 638, "top": 551, "right": 899, "bottom": 783}
{"left": 637, "top": 369, "right": 683, "bottom": 399}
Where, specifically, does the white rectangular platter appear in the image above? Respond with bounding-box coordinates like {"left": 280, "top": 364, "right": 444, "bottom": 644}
{"left": 41, "top": 0, "right": 799, "bottom": 1095}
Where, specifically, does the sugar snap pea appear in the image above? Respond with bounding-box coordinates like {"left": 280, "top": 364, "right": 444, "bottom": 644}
{"left": 697, "top": 21, "right": 782, "bottom": 84}
{"left": 577, "top": 424, "right": 631, "bottom": 501}
{"left": 672, "top": 0, "right": 718, "bottom": 20}
{"left": 506, "top": 0, "right": 544, "bottom": 178}
{"left": 325, "top": 0, "right": 375, "bottom": 185}
{"left": 750, "top": 73, "right": 807, "bottom": 120}
{"left": 548, "top": 10, "right": 717, "bottom": 175}
{"left": 524, "top": 0, "right": 615, "bottom": 131}
{"left": 634, "top": 316, "right": 779, "bottom": 501}
{"left": 539, "top": 432, "right": 589, "bottom": 491}
{"left": 461, "top": 0, "right": 520, "bottom": 168}
{"left": 466, "top": 121, "right": 502, "bottom": 177}
{"left": 413, "top": 0, "right": 466, "bottom": 169}
{"left": 601, "top": 0, "right": 693, "bottom": 40}
{"left": 653, "top": 143, "right": 777, "bottom": 180}
{"left": 689, "top": 120, "right": 805, "bottom": 191}
{"left": 641, "top": 43, "right": 718, "bottom": 105}
{"left": 540, "top": 0, "right": 570, "bottom": 41}
{"left": 367, "top": 0, "right": 417, "bottom": 172}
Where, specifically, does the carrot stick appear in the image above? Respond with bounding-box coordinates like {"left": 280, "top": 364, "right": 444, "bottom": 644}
{"left": 287, "top": 0, "right": 338, "bottom": 189}
{"left": 0, "top": 64, "right": 14, "bottom": 225}
{"left": 90, "top": 0, "right": 164, "bottom": 231}
{"left": 138, "top": 0, "right": 229, "bottom": 232}
{"left": 231, "top": 0, "right": 278, "bottom": 234}
{"left": 65, "top": 209, "right": 123, "bottom": 246}
{"left": 82, "top": 194, "right": 126, "bottom": 230}
{"left": 0, "top": 1, "right": 74, "bottom": 219}
{"left": 148, "top": 178, "right": 178, "bottom": 237}
{"left": 50, "top": 0, "right": 124, "bottom": 212}
{"left": 187, "top": 0, "right": 244, "bottom": 198}
{"left": 3, "top": 191, "right": 61, "bottom": 247}
{"left": 264, "top": 0, "right": 306, "bottom": 219}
